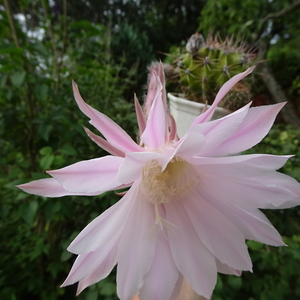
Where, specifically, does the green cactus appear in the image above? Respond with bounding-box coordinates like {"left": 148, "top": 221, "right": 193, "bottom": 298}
{"left": 170, "top": 33, "right": 256, "bottom": 106}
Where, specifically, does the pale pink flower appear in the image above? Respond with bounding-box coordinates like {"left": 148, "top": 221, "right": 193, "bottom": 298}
{"left": 18, "top": 63, "right": 300, "bottom": 300}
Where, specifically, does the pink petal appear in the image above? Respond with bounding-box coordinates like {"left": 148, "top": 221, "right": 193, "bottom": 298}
{"left": 116, "top": 188, "right": 156, "bottom": 300}
{"left": 134, "top": 94, "right": 147, "bottom": 135}
{"left": 16, "top": 178, "right": 83, "bottom": 197}
{"left": 208, "top": 103, "right": 285, "bottom": 156}
{"left": 84, "top": 127, "right": 125, "bottom": 157}
{"left": 72, "top": 81, "right": 143, "bottom": 153}
{"left": 201, "top": 188, "right": 285, "bottom": 246}
{"left": 191, "top": 154, "right": 292, "bottom": 178}
{"left": 216, "top": 259, "right": 242, "bottom": 276}
{"left": 47, "top": 156, "right": 124, "bottom": 194}
{"left": 183, "top": 189, "right": 252, "bottom": 271}
{"left": 117, "top": 152, "right": 169, "bottom": 184}
{"left": 76, "top": 243, "right": 118, "bottom": 295}
{"left": 199, "top": 170, "right": 297, "bottom": 209}
{"left": 140, "top": 74, "right": 167, "bottom": 149}
{"left": 139, "top": 229, "right": 179, "bottom": 300}
{"left": 168, "top": 114, "right": 178, "bottom": 142}
{"left": 61, "top": 232, "right": 119, "bottom": 287}
{"left": 251, "top": 172, "right": 300, "bottom": 209}
{"left": 190, "top": 67, "right": 255, "bottom": 125}
{"left": 165, "top": 201, "right": 217, "bottom": 299}
{"left": 169, "top": 274, "right": 184, "bottom": 300}
{"left": 67, "top": 183, "right": 137, "bottom": 254}
{"left": 144, "top": 69, "right": 158, "bottom": 115}
{"left": 172, "top": 131, "right": 206, "bottom": 160}
{"left": 190, "top": 103, "right": 251, "bottom": 156}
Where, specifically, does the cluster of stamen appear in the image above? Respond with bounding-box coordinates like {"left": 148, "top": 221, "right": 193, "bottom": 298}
{"left": 141, "top": 157, "right": 200, "bottom": 228}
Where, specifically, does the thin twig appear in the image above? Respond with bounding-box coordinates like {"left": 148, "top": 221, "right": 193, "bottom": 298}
{"left": 3, "top": 0, "right": 20, "bottom": 48}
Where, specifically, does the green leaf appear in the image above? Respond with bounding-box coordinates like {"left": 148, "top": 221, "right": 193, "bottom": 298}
{"left": 60, "top": 144, "right": 78, "bottom": 156}
{"left": 40, "top": 154, "right": 54, "bottom": 170}
{"left": 60, "top": 250, "right": 72, "bottom": 262}
{"left": 19, "top": 200, "right": 38, "bottom": 225}
{"left": 34, "top": 83, "right": 49, "bottom": 100}
{"left": 38, "top": 124, "right": 53, "bottom": 141}
{"left": 11, "top": 70, "right": 26, "bottom": 87}
{"left": 39, "top": 146, "right": 52, "bottom": 156}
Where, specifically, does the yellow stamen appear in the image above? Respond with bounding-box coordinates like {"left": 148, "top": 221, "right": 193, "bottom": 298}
{"left": 141, "top": 157, "right": 200, "bottom": 228}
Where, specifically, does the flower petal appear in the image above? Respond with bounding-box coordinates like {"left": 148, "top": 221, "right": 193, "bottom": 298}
{"left": 190, "top": 67, "right": 255, "bottom": 125}
{"left": 190, "top": 102, "right": 251, "bottom": 156}
{"left": 251, "top": 172, "right": 300, "bottom": 209}
{"left": 117, "top": 152, "right": 169, "bottom": 184}
{"left": 47, "top": 156, "right": 124, "bottom": 194}
{"left": 165, "top": 201, "right": 217, "bottom": 299}
{"left": 172, "top": 131, "right": 206, "bottom": 160}
{"left": 72, "top": 81, "right": 143, "bottom": 153}
{"left": 67, "top": 183, "right": 137, "bottom": 254}
{"left": 16, "top": 178, "right": 81, "bottom": 197}
{"left": 201, "top": 187, "right": 285, "bottom": 246}
{"left": 117, "top": 187, "right": 156, "bottom": 300}
{"left": 183, "top": 189, "right": 252, "bottom": 271}
{"left": 216, "top": 259, "right": 242, "bottom": 276}
{"left": 76, "top": 243, "right": 118, "bottom": 295}
{"left": 141, "top": 74, "right": 167, "bottom": 149}
{"left": 191, "top": 154, "right": 292, "bottom": 178}
{"left": 84, "top": 127, "right": 125, "bottom": 157}
{"left": 198, "top": 169, "right": 297, "bottom": 209}
{"left": 208, "top": 103, "right": 285, "bottom": 156}
{"left": 169, "top": 274, "right": 184, "bottom": 300}
{"left": 61, "top": 232, "right": 119, "bottom": 287}
{"left": 139, "top": 229, "right": 179, "bottom": 300}
{"left": 134, "top": 94, "right": 147, "bottom": 135}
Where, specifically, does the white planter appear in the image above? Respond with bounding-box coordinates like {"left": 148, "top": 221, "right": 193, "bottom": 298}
{"left": 168, "top": 93, "right": 230, "bottom": 138}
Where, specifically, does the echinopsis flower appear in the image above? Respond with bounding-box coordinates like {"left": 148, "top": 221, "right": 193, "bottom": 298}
{"left": 18, "top": 63, "right": 300, "bottom": 300}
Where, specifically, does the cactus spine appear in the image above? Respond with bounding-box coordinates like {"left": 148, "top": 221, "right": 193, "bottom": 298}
{"left": 172, "top": 33, "right": 256, "bottom": 106}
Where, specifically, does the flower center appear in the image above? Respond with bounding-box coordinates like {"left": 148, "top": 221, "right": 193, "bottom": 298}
{"left": 141, "top": 157, "right": 200, "bottom": 228}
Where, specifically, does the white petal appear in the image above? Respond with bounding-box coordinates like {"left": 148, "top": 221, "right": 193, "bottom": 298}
{"left": 172, "top": 131, "right": 206, "bottom": 160}
{"left": 250, "top": 172, "right": 300, "bottom": 208}
{"left": 73, "top": 81, "right": 143, "bottom": 153}
{"left": 117, "top": 152, "right": 168, "bottom": 184}
{"left": 165, "top": 201, "right": 217, "bottom": 299}
{"left": 183, "top": 189, "right": 252, "bottom": 271}
{"left": 76, "top": 243, "right": 118, "bottom": 295}
{"left": 190, "top": 103, "right": 251, "bottom": 155}
{"left": 47, "top": 156, "right": 124, "bottom": 194}
{"left": 62, "top": 233, "right": 119, "bottom": 287}
{"left": 169, "top": 273, "right": 184, "bottom": 300}
{"left": 139, "top": 229, "right": 179, "bottom": 300}
{"left": 198, "top": 170, "right": 297, "bottom": 209}
{"left": 191, "top": 154, "right": 292, "bottom": 178}
{"left": 16, "top": 178, "right": 79, "bottom": 197}
{"left": 216, "top": 259, "right": 242, "bottom": 276}
{"left": 117, "top": 187, "right": 156, "bottom": 300}
{"left": 209, "top": 103, "right": 285, "bottom": 156}
{"left": 141, "top": 74, "right": 167, "bottom": 149}
{"left": 68, "top": 182, "right": 138, "bottom": 254}
{"left": 201, "top": 189, "right": 285, "bottom": 246}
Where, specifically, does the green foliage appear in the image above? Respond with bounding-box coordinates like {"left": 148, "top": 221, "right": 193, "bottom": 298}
{"left": 198, "top": 0, "right": 263, "bottom": 41}
{"left": 110, "top": 22, "right": 155, "bottom": 98}
{"left": 0, "top": 2, "right": 139, "bottom": 299}
{"left": 268, "top": 45, "right": 300, "bottom": 90}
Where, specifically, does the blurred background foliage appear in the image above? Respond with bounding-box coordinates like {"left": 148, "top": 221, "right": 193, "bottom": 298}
{"left": 1, "top": 0, "right": 300, "bottom": 299}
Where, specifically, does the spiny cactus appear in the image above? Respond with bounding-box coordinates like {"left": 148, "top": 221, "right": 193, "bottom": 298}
{"left": 170, "top": 33, "right": 256, "bottom": 106}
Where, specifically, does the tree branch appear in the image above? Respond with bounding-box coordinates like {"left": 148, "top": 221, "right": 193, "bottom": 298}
{"left": 3, "top": 0, "right": 20, "bottom": 48}
{"left": 257, "top": 41, "right": 300, "bottom": 129}
{"left": 255, "top": 0, "right": 300, "bottom": 41}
